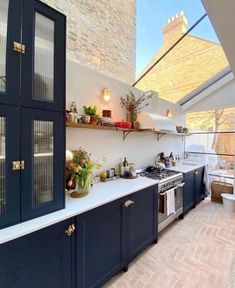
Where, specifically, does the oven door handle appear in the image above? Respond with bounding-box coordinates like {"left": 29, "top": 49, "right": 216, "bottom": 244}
{"left": 176, "top": 183, "right": 185, "bottom": 188}
{"left": 159, "top": 191, "right": 167, "bottom": 196}
{"left": 159, "top": 186, "right": 178, "bottom": 195}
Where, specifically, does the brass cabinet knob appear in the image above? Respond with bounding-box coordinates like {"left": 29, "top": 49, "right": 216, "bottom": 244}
{"left": 65, "top": 224, "right": 75, "bottom": 236}
{"left": 123, "top": 200, "right": 135, "bottom": 208}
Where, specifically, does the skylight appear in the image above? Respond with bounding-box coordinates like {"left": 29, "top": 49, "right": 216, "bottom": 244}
{"left": 135, "top": 0, "right": 229, "bottom": 104}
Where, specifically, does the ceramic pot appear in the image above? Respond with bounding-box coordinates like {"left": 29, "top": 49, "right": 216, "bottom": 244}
{"left": 133, "top": 120, "right": 140, "bottom": 130}
{"left": 83, "top": 115, "right": 91, "bottom": 124}
{"left": 90, "top": 115, "right": 98, "bottom": 125}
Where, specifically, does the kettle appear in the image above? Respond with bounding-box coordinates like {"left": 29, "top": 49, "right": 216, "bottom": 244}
{"left": 154, "top": 161, "right": 165, "bottom": 170}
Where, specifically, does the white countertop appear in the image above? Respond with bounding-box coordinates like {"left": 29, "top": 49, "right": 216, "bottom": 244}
{"left": 0, "top": 177, "right": 157, "bottom": 245}
{"left": 168, "top": 162, "right": 205, "bottom": 173}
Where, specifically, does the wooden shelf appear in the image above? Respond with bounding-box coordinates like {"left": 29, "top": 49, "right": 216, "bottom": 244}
{"left": 66, "top": 122, "right": 188, "bottom": 141}
{"left": 66, "top": 122, "right": 153, "bottom": 140}
{"left": 153, "top": 130, "right": 190, "bottom": 140}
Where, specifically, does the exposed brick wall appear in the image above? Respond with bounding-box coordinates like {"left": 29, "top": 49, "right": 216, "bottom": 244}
{"left": 42, "top": 0, "right": 136, "bottom": 84}
{"left": 136, "top": 12, "right": 229, "bottom": 103}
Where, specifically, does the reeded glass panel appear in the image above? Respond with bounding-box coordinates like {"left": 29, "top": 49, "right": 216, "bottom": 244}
{"left": 34, "top": 121, "right": 54, "bottom": 206}
{"left": 34, "top": 13, "right": 55, "bottom": 102}
{"left": 0, "top": 117, "right": 6, "bottom": 215}
{"left": 0, "top": 0, "right": 9, "bottom": 93}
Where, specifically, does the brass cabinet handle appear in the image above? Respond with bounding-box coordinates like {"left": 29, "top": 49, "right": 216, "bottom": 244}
{"left": 65, "top": 224, "right": 75, "bottom": 236}
{"left": 123, "top": 200, "right": 135, "bottom": 208}
{"left": 12, "top": 160, "right": 25, "bottom": 171}
{"left": 13, "top": 41, "right": 26, "bottom": 54}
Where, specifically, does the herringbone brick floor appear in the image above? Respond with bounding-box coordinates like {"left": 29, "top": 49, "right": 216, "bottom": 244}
{"left": 104, "top": 198, "right": 235, "bottom": 288}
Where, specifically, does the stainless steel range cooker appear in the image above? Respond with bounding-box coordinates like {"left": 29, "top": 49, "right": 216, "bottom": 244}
{"left": 141, "top": 168, "right": 184, "bottom": 232}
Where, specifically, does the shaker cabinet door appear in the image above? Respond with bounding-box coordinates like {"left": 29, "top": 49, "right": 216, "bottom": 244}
{"left": 0, "top": 105, "right": 20, "bottom": 228}
{"left": 0, "top": 0, "right": 22, "bottom": 106}
{"left": 21, "top": 0, "right": 66, "bottom": 112}
{"left": 76, "top": 199, "right": 124, "bottom": 288}
{"left": 195, "top": 167, "right": 205, "bottom": 204}
{"left": 183, "top": 171, "right": 195, "bottom": 214}
{"left": 0, "top": 218, "right": 73, "bottom": 288}
{"left": 125, "top": 186, "right": 157, "bottom": 262}
{"left": 20, "top": 108, "right": 65, "bottom": 221}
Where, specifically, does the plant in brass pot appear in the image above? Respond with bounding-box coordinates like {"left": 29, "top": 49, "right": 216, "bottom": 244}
{"left": 66, "top": 148, "right": 95, "bottom": 198}
{"left": 120, "top": 90, "right": 152, "bottom": 127}
{"left": 83, "top": 105, "right": 99, "bottom": 125}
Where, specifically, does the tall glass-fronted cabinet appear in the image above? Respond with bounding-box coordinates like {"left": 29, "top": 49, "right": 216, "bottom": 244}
{"left": 0, "top": 0, "right": 66, "bottom": 228}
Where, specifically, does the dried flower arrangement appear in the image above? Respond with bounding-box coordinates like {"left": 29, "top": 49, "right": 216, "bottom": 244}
{"left": 120, "top": 90, "right": 152, "bottom": 113}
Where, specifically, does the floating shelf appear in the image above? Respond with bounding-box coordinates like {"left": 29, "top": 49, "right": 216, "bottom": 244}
{"left": 153, "top": 130, "right": 190, "bottom": 140}
{"left": 66, "top": 122, "right": 153, "bottom": 141}
{"left": 66, "top": 122, "right": 189, "bottom": 141}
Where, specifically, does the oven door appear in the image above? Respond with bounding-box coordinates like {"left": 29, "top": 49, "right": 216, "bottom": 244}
{"left": 158, "top": 183, "right": 184, "bottom": 225}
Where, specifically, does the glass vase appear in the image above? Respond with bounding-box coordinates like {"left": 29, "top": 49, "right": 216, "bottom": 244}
{"left": 127, "top": 112, "right": 137, "bottom": 127}
{"left": 70, "top": 174, "right": 92, "bottom": 198}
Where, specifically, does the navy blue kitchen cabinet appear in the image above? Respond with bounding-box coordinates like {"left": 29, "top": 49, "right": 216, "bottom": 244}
{"left": 0, "top": 105, "right": 21, "bottom": 228}
{"left": 0, "top": 0, "right": 65, "bottom": 228}
{"left": 21, "top": 0, "right": 66, "bottom": 112}
{"left": 183, "top": 170, "right": 195, "bottom": 214}
{"left": 76, "top": 198, "right": 124, "bottom": 288}
{"left": 20, "top": 108, "right": 65, "bottom": 221}
{"left": 0, "top": 219, "right": 74, "bottom": 288}
{"left": 76, "top": 185, "right": 157, "bottom": 288}
{"left": 0, "top": 185, "right": 157, "bottom": 288}
{"left": 183, "top": 166, "right": 205, "bottom": 215}
{"left": 125, "top": 186, "right": 157, "bottom": 264}
{"left": 195, "top": 166, "right": 205, "bottom": 204}
{"left": 0, "top": 0, "right": 66, "bottom": 112}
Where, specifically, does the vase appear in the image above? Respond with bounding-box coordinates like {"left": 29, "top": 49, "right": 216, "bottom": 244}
{"left": 127, "top": 112, "right": 137, "bottom": 127}
{"left": 133, "top": 120, "right": 140, "bottom": 130}
{"left": 70, "top": 174, "right": 92, "bottom": 198}
{"left": 82, "top": 115, "right": 91, "bottom": 124}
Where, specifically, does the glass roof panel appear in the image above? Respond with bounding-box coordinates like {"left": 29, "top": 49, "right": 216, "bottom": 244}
{"left": 135, "top": 0, "right": 229, "bottom": 103}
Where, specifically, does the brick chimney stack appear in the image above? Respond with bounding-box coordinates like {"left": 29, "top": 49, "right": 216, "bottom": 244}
{"left": 163, "top": 11, "right": 188, "bottom": 46}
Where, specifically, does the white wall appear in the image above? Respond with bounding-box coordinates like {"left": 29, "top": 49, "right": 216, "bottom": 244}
{"left": 66, "top": 60, "right": 185, "bottom": 172}
{"left": 185, "top": 77, "right": 235, "bottom": 113}
{"left": 202, "top": 0, "right": 235, "bottom": 77}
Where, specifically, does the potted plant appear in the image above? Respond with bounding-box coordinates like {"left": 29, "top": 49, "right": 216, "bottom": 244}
{"left": 120, "top": 90, "right": 152, "bottom": 128}
{"left": 83, "top": 105, "right": 99, "bottom": 125}
{"left": 66, "top": 148, "right": 95, "bottom": 198}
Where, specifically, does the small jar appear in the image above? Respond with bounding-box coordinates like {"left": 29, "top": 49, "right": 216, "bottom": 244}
{"left": 102, "top": 110, "right": 112, "bottom": 118}
{"left": 68, "top": 112, "right": 75, "bottom": 123}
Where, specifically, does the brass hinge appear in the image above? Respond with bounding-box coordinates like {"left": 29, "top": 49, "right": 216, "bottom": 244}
{"left": 13, "top": 41, "right": 26, "bottom": 54}
{"left": 12, "top": 161, "right": 25, "bottom": 171}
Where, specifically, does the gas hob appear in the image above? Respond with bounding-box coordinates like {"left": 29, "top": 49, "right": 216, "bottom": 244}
{"left": 141, "top": 168, "right": 183, "bottom": 191}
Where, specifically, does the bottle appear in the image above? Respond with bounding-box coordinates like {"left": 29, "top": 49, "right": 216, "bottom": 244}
{"left": 123, "top": 157, "right": 128, "bottom": 168}
{"left": 118, "top": 158, "right": 123, "bottom": 175}
{"left": 121, "top": 157, "right": 128, "bottom": 176}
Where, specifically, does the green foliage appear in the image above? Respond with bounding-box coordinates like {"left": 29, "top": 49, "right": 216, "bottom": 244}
{"left": 83, "top": 105, "right": 98, "bottom": 116}
{"left": 66, "top": 148, "right": 95, "bottom": 180}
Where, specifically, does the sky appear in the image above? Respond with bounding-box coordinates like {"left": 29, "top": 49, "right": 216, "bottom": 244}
{"left": 136, "top": 0, "right": 219, "bottom": 77}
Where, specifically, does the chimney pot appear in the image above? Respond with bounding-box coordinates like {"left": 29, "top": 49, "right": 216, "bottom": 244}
{"left": 163, "top": 11, "right": 188, "bottom": 45}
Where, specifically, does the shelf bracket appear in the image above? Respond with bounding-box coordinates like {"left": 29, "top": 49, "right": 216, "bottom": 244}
{"left": 122, "top": 130, "right": 133, "bottom": 141}
{"left": 156, "top": 133, "right": 166, "bottom": 141}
